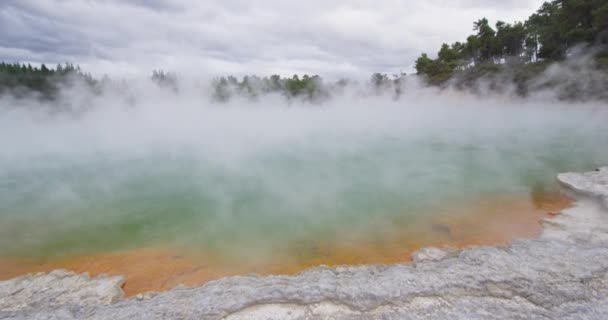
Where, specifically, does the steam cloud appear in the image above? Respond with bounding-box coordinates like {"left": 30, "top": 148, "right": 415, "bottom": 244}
{"left": 0, "top": 57, "right": 607, "bottom": 264}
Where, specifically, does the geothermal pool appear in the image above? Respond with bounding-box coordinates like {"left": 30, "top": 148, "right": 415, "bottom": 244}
{"left": 0, "top": 99, "right": 607, "bottom": 294}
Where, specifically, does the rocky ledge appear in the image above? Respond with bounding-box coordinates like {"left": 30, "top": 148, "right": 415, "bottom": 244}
{"left": 2, "top": 167, "right": 608, "bottom": 320}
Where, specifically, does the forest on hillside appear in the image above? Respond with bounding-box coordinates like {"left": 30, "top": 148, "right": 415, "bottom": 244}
{"left": 415, "top": 0, "right": 608, "bottom": 83}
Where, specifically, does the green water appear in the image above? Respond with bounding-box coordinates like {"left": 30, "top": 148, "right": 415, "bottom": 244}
{"left": 0, "top": 103, "right": 607, "bottom": 261}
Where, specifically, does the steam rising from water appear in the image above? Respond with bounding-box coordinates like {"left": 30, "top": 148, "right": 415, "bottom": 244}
{"left": 0, "top": 81, "right": 607, "bottom": 264}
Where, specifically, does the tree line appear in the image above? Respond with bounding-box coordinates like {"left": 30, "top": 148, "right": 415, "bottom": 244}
{"left": 0, "top": 61, "right": 403, "bottom": 103}
{"left": 210, "top": 72, "right": 412, "bottom": 102}
{"left": 415, "top": 0, "right": 608, "bottom": 84}
{"left": 0, "top": 62, "right": 97, "bottom": 99}
{"left": 211, "top": 74, "right": 328, "bottom": 101}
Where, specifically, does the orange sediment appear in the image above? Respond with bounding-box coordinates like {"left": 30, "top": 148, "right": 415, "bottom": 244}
{"left": 0, "top": 193, "right": 571, "bottom": 297}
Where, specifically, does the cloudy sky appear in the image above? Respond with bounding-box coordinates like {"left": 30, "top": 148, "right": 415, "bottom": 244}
{"left": 0, "top": 0, "right": 545, "bottom": 79}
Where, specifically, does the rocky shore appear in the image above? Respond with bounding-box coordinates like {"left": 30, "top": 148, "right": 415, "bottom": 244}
{"left": 1, "top": 167, "right": 607, "bottom": 320}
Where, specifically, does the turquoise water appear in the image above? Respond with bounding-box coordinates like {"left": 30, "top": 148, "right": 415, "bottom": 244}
{"left": 0, "top": 102, "right": 607, "bottom": 261}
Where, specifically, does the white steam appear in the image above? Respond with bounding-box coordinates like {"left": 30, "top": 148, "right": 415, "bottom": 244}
{"left": 0, "top": 68, "right": 607, "bottom": 262}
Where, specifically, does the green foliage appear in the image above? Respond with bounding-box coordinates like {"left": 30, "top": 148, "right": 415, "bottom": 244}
{"left": 414, "top": 0, "right": 608, "bottom": 85}
{"left": 370, "top": 73, "right": 390, "bottom": 88}
{"left": 473, "top": 18, "right": 496, "bottom": 62}
{"left": 0, "top": 62, "right": 97, "bottom": 99}
{"left": 415, "top": 53, "right": 433, "bottom": 75}
{"left": 211, "top": 73, "right": 329, "bottom": 102}
{"left": 494, "top": 21, "right": 526, "bottom": 60}
{"left": 415, "top": 43, "right": 467, "bottom": 84}
{"left": 527, "top": 1, "right": 565, "bottom": 59}
{"left": 438, "top": 43, "right": 465, "bottom": 65}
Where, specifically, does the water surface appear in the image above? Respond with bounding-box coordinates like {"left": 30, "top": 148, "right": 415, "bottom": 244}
{"left": 0, "top": 101, "right": 606, "bottom": 288}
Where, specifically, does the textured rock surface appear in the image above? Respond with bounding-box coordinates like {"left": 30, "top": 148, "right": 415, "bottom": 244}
{"left": 558, "top": 167, "right": 608, "bottom": 209}
{"left": 1, "top": 167, "right": 608, "bottom": 320}
{"left": 0, "top": 270, "right": 124, "bottom": 311}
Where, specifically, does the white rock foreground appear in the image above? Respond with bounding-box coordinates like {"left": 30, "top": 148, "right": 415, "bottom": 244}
{"left": 2, "top": 168, "right": 608, "bottom": 320}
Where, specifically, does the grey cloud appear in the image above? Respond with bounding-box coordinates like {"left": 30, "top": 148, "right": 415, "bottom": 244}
{"left": 0, "top": 0, "right": 545, "bottom": 79}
